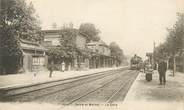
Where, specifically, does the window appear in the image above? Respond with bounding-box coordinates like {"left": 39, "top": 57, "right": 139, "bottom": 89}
{"left": 40, "top": 57, "right": 45, "bottom": 65}
{"left": 32, "top": 57, "right": 40, "bottom": 65}
{"left": 32, "top": 57, "right": 45, "bottom": 66}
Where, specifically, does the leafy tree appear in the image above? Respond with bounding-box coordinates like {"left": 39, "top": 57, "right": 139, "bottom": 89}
{"left": 166, "top": 13, "right": 184, "bottom": 55}
{"left": 59, "top": 27, "right": 78, "bottom": 58}
{"left": 155, "top": 13, "right": 184, "bottom": 59}
{"left": 1, "top": 0, "right": 42, "bottom": 42}
{"left": 154, "top": 43, "right": 168, "bottom": 61}
{"left": 47, "top": 27, "right": 78, "bottom": 67}
{"left": 0, "top": 0, "right": 42, "bottom": 73}
{"left": 109, "top": 42, "right": 125, "bottom": 65}
{"left": 154, "top": 13, "right": 184, "bottom": 75}
{"left": 47, "top": 47, "right": 68, "bottom": 63}
{"left": 79, "top": 23, "right": 100, "bottom": 42}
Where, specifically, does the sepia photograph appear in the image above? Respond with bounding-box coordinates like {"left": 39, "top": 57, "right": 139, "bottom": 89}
{"left": 0, "top": 0, "right": 184, "bottom": 110}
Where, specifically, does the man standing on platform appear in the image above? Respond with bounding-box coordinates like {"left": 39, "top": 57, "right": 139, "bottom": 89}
{"left": 48, "top": 61, "right": 54, "bottom": 78}
{"left": 158, "top": 59, "right": 167, "bottom": 85}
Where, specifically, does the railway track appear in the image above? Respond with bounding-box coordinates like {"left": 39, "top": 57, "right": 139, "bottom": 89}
{"left": 106, "top": 71, "right": 138, "bottom": 103}
{"left": 66, "top": 74, "right": 122, "bottom": 105}
{"left": 66, "top": 70, "right": 138, "bottom": 105}
{"left": 0, "top": 67, "right": 129, "bottom": 102}
{"left": 32, "top": 69, "right": 136, "bottom": 105}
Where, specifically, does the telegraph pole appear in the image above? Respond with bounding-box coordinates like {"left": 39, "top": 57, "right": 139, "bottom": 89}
{"left": 153, "top": 41, "right": 156, "bottom": 69}
{"left": 153, "top": 42, "right": 156, "bottom": 52}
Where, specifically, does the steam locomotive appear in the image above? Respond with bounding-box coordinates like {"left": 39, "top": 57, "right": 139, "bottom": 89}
{"left": 130, "top": 55, "right": 143, "bottom": 70}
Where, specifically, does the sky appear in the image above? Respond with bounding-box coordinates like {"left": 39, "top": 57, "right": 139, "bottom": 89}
{"left": 30, "top": 0, "right": 184, "bottom": 59}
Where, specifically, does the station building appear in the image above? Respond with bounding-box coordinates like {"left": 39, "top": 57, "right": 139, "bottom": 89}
{"left": 87, "top": 41, "right": 117, "bottom": 68}
{"left": 0, "top": 38, "right": 48, "bottom": 74}
{"left": 42, "top": 29, "right": 121, "bottom": 71}
{"left": 19, "top": 39, "right": 48, "bottom": 72}
{"left": 42, "top": 29, "right": 90, "bottom": 71}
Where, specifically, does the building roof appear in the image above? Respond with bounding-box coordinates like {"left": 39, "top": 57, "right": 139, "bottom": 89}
{"left": 19, "top": 39, "right": 47, "bottom": 52}
{"left": 42, "top": 29, "right": 60, "bottom": 33}
{"left": 86, "top": 41, "right": 109, "bottom": 48}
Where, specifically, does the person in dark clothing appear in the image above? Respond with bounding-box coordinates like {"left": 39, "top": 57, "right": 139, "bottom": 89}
{"left": 48, "top": 61, "right": 54, "bottom": 78}
{"left": 158, "top": 59, "right": 167, "bottom": 85}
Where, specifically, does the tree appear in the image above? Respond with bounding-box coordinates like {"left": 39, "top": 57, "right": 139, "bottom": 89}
{"left": 109, "top": 42, "right": 125, "bottom": 65}
{"left": 47, "top": 47, "right": 68, "bottom": 63}
{"left": 0, "top": 0, "right": 42, "bottom": 74}
{"left": 47, "top": 27, "right": 78, "bottom": 69}
{"left": 166, "top": 13, "right": 184, "bottom": 75}
{"left": 79, "top": 23, "right": 100, "bottom": 42}
{"left": 166, "top": 13, "right": 184, "bottom": 54}
{"left": 154, "top": 13, "right": 184, "bottom": 76}
{"left": 59, "top": 27, "right": 78, "bottom": 58}
{"left": 154, "top": 43, "right": 168, "bottom": 61}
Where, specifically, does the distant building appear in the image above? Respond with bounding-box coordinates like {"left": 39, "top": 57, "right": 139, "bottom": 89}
{"left": 87, "top": 41, "right": 111, "bottom": 56}
{"left": 73, "top": 32, "right": 90, "bottom": 70}
{"left": 87, "top": 41, "right": 115, "bottom": 68}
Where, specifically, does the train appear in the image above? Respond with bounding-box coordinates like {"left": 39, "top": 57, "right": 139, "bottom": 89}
{"left": 130, "top": 55, "right": 143, "bottom": 70}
